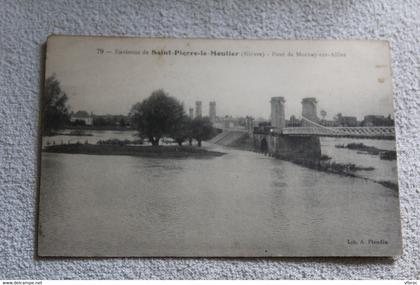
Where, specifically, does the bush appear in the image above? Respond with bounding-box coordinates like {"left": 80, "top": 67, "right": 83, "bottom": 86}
{"left": 97, "top": 139, "right": 143, "bottom": 145}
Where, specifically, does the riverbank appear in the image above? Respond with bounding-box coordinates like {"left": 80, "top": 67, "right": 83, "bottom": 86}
{"left": 54, "top": 130, "right": 93, "bottom": 136}
{"left": 336, "top": 142, "right": 397, "bottom": 160}
{"left": 213, "top": 133, "right": 398, "bottom": 191}
{"left": 43, "top": 144, "right": 226, "bottom": 158}
{"left": 265, "top": 152, "right": 398, "bottom": 191}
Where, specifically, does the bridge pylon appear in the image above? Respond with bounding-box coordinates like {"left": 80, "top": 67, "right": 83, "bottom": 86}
{"left": 270, "top": 97, "right": 286, "bottom": 132}
{"left": 301, "top": 97, "right": 319, "bottom": 125}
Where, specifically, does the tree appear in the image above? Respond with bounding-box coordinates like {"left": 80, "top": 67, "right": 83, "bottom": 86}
{"left": 333, "top": 113, "right": 342, "bottom": 122}
{"left": 386, "top": 114, "right": 394, "bottom": 126}
{"left": 73, "top": 119, "right": 86, "bottom": 126}
{"left": 169, "top": 115, "right": 192, "bottom": 146}
{"left": 190, "top": 117, "right": 215, "bottom": 147}
{"left": 320, "top": 110, "right": 327, "bottom": 120}
{"left": 42, "top": 75, "right": 70, "bottom": 135}
{"left": 129, "top": 90, "right": 184, "bottom": 146}
{"left": 93, "top": 116, "right": 106, "bottom": 126}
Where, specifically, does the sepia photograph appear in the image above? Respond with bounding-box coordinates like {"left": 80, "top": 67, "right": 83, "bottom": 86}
{"left": 38, "top": 36, "right": 402, "bottom": 257}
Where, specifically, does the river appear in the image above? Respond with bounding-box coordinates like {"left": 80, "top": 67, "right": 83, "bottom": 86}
{"left": 320, "top": 137, "right": 398, "bottom": 184}
{"left": 38, "top": 131, "right": 401, "bottom": 256}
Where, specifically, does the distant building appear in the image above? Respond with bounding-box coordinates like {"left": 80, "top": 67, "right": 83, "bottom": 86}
{"left": 224, "top": 120, "right": 235, "bottom": 129}
{"left": 286, "top": 115, "right": 302, "bottom": 127}
{"left": 213, "top": 115, "right": 248, "bottom": 130}
{"left": 253, "top": 118, "right": 269, "bottom": 128}
{"left": 70, "top": 111, "right": 93, "bottom": 126}
{"left": 338, "top": 116, "right": 358, "bottom": 127}
{"left": 195, "top": 101, "right": 202, "bottom": 118}
{"left": 320, "top": 120, "right": 337, "bottom": 127}
{"left": 189, "top": 108, "right": 194, "bottom": 119}
{"left": 221, "top": 116, "right": 236, "bottom": 129}
{"left": 245, "top": 116, "right": 254, "bottom": 132}
{"left": 209, "top": 101, "right": 216, "bottom": 122}
{"left": 362, "top": 115, "right": 393, "bottom": 126}
{"left": 253, "top": 121, "right": 272, "bottom": 133}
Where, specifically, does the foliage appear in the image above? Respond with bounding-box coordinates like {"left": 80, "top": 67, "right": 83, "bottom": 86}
{"left": 333, "top": 112, "right": 342, "bottom": 122}
{"left": 92, "top": 115, "right": 128, "bottom": 127}
{"left": 169, "top": 115, "right": 192, "bottom": 146}
{"left": 320, "top": 110, "right": 327, "bottom": 120}
{"left": 72, "top": 119, "right": 86, "bottom": 126}
{"left": 190, "top": 116, "right": 215, "bottom": 147}
{"left": 42, "top": 75, "right": 70, "bottom": 135}
{"left": 360, "top": 115, "right": 394, "bottom": 126}
{"left": 97, "top": 138, "right": 143, "bottom": 145}
{"left": 129, "top": 90, "right": 184, "bottom": 146}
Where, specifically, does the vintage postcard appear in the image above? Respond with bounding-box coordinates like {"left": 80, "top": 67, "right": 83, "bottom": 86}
{"left": 38, "top": 36, "right": 402, "bottom": 257}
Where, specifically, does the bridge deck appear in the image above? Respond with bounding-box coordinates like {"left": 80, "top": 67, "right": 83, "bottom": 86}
{"left": 283, "top": 126, "right": 395, "bottom": 139}
{"left": 216, "top": 123, "right": 395, "bottom": 140}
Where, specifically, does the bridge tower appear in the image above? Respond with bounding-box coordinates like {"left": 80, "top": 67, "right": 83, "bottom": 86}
{"left": 301, "top": 97, "right": 319, "bottom": 123}
{"left": 209, "top": 101, "right": 216, "bottom": 122}
{"left": 189, "top": 108, "right": 194, "bottom": 119}
{"left": 195, "top": 101, "right": 202, "bottom": 118}
{"left": 270, "top": 97, "right": 286, "bottom": 131}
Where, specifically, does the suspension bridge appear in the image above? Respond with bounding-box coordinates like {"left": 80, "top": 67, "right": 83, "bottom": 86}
{"left": 267, "top": 96, "right": 395, "bottom": 140}
{"left": 212, "top": 96, "right": 395, "bottom": 153}
{"left": 282, "top": 116, "right": 395, "bottom": 139}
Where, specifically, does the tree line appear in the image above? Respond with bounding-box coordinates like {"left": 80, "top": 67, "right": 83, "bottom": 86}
{"left": 129, "top": 90, "right": 216, "bottom": 146}
{"left": 43, "top": 76, "right": 216, "bottom": 146}
{"left": 42, "top": 75, "right": 70, "bottom": 135}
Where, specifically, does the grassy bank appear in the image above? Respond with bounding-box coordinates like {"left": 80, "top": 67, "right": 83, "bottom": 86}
{"left": 44, "top": 143, "right": 226, "bottom": 158}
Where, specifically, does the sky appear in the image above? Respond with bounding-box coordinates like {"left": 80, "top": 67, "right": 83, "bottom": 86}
{"left": 45, "top": 36, "right": 395, "bottom": 120}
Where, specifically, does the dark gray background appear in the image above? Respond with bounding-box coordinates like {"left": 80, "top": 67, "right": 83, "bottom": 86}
{"left": 0, "top": 0, "right": 418, "bottom": 279}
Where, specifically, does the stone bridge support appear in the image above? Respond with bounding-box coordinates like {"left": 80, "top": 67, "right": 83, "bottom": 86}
{"left": 270, "top": 97, "right": 286, "bottom": 132}
{"left": 301, "top": 97, "right": 319, "bottom": 126}
{"left": 253, "top": 96, "right": 321, "bottom": 161}
{"left": 253, "top": 133, "right": 321, "bottom": 161}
